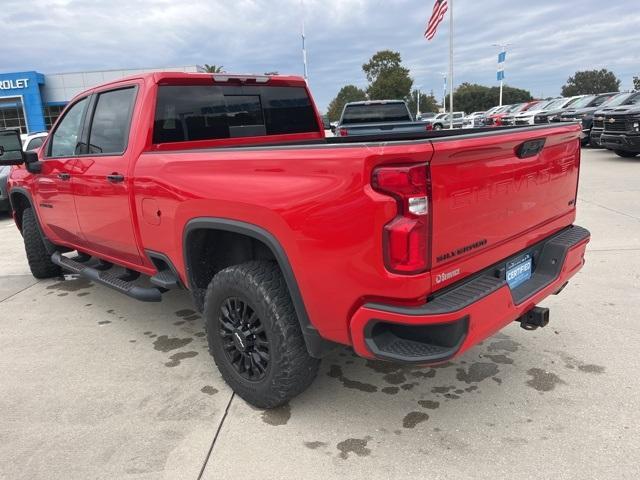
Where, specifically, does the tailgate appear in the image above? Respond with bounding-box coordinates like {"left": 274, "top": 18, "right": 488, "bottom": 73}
{"left": 429, "top": 125, "right": 581, "bottom": 288}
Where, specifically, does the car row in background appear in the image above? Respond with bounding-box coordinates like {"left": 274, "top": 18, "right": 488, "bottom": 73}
{"left": 478, "top": 91, "right": 640, "bottom": 158}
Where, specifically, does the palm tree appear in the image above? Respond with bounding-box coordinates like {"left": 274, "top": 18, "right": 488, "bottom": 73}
{"left": 203, "top": 64, "right": 225, "bottom": 73}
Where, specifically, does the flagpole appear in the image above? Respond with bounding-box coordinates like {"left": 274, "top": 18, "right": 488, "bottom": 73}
{"left": 448, "top": 0, "right": 454, "bottom": 129}
{"left": 301, "top": 0, "right": 308, "bottom": 81}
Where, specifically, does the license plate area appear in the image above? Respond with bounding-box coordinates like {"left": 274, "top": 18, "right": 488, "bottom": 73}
{"left": 506, "top": 253, "right": 533, "bottom": 289}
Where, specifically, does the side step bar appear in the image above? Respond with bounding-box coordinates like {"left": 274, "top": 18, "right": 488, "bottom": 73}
{"left": 51, "top": 252, "right": 162, "bottom": 302}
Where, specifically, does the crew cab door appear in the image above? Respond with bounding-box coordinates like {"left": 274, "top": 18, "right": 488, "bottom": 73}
{"left": 34, "top": 96, "right": 89, "bottom": 245}
{"left": 72, "top": 85, "right": 143, "bottom": 266}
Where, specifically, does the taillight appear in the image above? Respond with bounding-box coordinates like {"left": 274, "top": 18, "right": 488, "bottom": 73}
{"left": 339, "top": 128, "right": 349, "bottom": 137}
{"left": 372, "top": 163, "right": 430, "bottom": 274}
{"left": 425, "top": 124, "right": 433, "bottom": 131}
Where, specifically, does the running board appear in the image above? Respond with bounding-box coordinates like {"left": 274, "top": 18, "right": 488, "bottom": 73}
{"left": 51, "top": 252, "right": 162, "bottom": 302}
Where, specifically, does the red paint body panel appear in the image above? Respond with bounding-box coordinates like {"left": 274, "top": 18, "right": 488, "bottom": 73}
{"left": 7, "top": 72, "right": 588, "bottom": 361}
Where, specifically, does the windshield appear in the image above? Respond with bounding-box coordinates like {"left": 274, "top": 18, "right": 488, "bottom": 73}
{"left": 526, "top": 101, "right": 552, "bottom": 112}
{"left": 569, "top": 96, "right": 596, "bottom": 109}
{"left": 341, "top": 103, "right": 411, "bottom": 124}
{"left": 603, "top": 92, "right": 638, "bottom": 107}
{"left": 435, "top": 113, "right": 448, "bottom": 119}
{"left": 564, "top": 97, "right": 584, "bottom": 108}
{"left": 507, "top": 103, "right": 525, "bottom": 113}
{"left": 544, "top": 98, "right": 568, "bottom": 110}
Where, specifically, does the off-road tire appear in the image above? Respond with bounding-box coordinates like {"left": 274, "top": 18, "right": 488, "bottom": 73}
{"left": 204, "top": 261, "right": 320, "bottom": 408}
{"left": 22, "top": 208, "right": 61, "bottom": 279}
{"left": 614, "top": 150, "right": 639, "bottom": 158}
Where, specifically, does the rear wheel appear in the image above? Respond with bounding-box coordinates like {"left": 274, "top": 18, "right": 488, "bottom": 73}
{"left": 614, "top": 150, "right": 639, "bottom": 158}
{"left": 204, "top": 261, "right": 320, "bottom": 408}
{"left": 22, "top": 208, "right": 61, "bottom": 279}
{"left": 433, "top": 124, "right": 443, "bottom": 130}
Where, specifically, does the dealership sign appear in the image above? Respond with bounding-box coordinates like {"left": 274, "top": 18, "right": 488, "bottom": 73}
{"left": 0, "top": 78, "right": 30, "bottom": 90}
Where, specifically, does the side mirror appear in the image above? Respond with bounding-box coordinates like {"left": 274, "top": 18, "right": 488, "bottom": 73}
{"left": 0, "top": 129, "right": 25, "bottom": 166}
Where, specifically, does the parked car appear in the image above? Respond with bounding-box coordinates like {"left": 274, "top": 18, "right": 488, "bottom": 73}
{"left": 0, "top": 72, "right": 590, "bottom": 408}
{"left": 600, "top": 104, "right": 640, "bottom": 158}
{"left": 591, "top": 92, "right": 640, "bottom": 147}
{"left": 462, "top": 111, "right": 485, "bottom": 128}
{"left": 0, "top": 164, "right": 11, "bottom": 211}
{"left": 557, "top": 93, "right": 620, "bottom": 146}
{"left": 500, "top": 101, "right": 541, "bottom": 126}
{"left": 428, "top": 111, "right": 466, "bottom": 129}
{"left": 334, "top": 100, "right": 428, "bottom": 137}
{"left": 417, "top": 112, "right": 437, "bottom": 122}
{"left": 485, "top": 104, "right": 519, "bottom": 126}
{"left": 534, "top": 96, "right": 585, "bottom": 124}
{"left": 22, "top": 132, "right": 49, "bottom": 151}
{"left": 511, "top": 99, "right": 559, "bottom": 126}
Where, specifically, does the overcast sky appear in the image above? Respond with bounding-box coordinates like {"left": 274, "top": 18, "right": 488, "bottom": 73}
{"left": 1, "top": 0, "right": 639, "bottom": 111}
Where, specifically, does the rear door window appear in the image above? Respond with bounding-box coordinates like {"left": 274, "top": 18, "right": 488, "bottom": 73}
{"left": 87, "top": 87, "right": 136, "bottom": 154}
{"left": 153, "top": 85, "right": 318, "bottom": 143}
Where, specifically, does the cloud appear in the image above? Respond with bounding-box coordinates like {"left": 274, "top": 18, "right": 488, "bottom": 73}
{"left": 1, "top": 0, "right": 638, "bottom": 111}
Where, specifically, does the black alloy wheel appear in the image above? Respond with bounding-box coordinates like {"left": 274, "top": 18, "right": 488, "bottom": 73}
{"left": 219, "top": 297, "right": 270, "bottom": 381}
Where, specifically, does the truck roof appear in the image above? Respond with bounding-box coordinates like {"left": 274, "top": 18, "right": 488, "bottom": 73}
{"left": 345, "top": 100, "right": 406, "bottom": 106}
{"left": 73, "top": 72, "right": 309, "bottom": 97}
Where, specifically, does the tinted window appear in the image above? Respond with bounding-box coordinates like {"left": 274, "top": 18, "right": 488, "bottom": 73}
{"left": 50, "top": 98, "right": 87, "bottom": 157}
{"left": 88, "top": 88, "right": 135, "bottom": 154}
{"left": 341, "top": 103, "right": 411, "bottom": 124}
{"left": 26, "top": 136, "right": 44, "bottom": 151}
{"left": 153, "top": 85, "right": 318, "bottom": 143}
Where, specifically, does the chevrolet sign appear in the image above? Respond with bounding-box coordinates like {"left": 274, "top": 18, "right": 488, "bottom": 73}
{"left": 0, "top": 79, "right": 30, "bottom": 90}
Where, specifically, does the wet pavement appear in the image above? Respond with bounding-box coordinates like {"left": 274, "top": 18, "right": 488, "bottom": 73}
{"left": 1, "top": 148, "right": 639, "bottom": 479}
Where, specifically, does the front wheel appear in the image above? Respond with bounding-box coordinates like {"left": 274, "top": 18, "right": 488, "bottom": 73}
{"left": 22, "top": 208, "right": 61, "bottom": 279}
{"left": 433, "top": 124, "right": 443, "bottom": 130}
{"left": 204, "top": 261, "right": 320, "bottom": 408}
{"left": 614, "top": 150, "right": 639, "bottom": 158}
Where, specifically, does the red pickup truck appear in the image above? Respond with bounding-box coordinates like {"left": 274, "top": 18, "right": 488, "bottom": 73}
{"left": 0, "top": 72, "right": 590, "bottom": 408}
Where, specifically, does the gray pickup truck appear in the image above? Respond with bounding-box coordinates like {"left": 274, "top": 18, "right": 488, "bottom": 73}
{"left": 333, "top": 100, "right": 428, "bottom": 137}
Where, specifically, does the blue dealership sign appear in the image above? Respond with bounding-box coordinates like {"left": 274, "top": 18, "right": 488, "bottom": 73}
{"left": 0, "top": 71, "right": 46, "bottom": 133}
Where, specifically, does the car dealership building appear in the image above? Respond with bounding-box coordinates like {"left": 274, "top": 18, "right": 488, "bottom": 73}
{"left": 0, "top": 65, "right": 204, "bottom": 134}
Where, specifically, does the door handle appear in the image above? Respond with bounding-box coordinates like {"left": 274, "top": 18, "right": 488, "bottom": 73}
{"left": 57, "top": 173, "right": 71, "bottom": 181}
{"left": 516, "top": 138, "right": 546, "bottom": 158}
{"left": 106, "top": 174, "right": 125, "bottom": 183}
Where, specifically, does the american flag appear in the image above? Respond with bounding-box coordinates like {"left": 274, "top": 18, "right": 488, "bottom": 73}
{"left": 424, "top": 0, "right": 448, "bottom": 41}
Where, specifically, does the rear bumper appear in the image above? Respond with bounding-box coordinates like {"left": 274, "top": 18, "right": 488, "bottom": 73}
{"left": 601, "top": 133, "right": 640, "bottom": 152}
{"left": 349, "top": 225, "right": 590, "bottom": 363}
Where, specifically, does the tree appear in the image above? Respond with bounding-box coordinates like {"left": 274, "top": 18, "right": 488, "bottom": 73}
{"left": 561, "top": 69, "right": 620, "bottom": 96}
{"left": 445, "top": 83, "right": 533, "bottom": 113}
{"left": 634, "top": 76, "right": 640, "bottom": 91}
{"left": 203, "top": 64, "right": 225, "bottom": 73}
{"left": 326, "top": 85, "right": 367, "bottom": 121}
{"left": 406, "top": 90, "right": 439, "bottom": 117}
{"left": 362, "top": 50, "right": 413, "bottom": 101}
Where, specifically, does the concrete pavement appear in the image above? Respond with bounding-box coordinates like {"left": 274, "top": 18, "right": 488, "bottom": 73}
{"left": 1, "top": 148, "right": 639, "bottom": 479}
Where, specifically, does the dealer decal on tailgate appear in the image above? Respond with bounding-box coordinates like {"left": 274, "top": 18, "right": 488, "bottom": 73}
{"left": 506, "top": 253, "right": 533, "bottom": 289}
